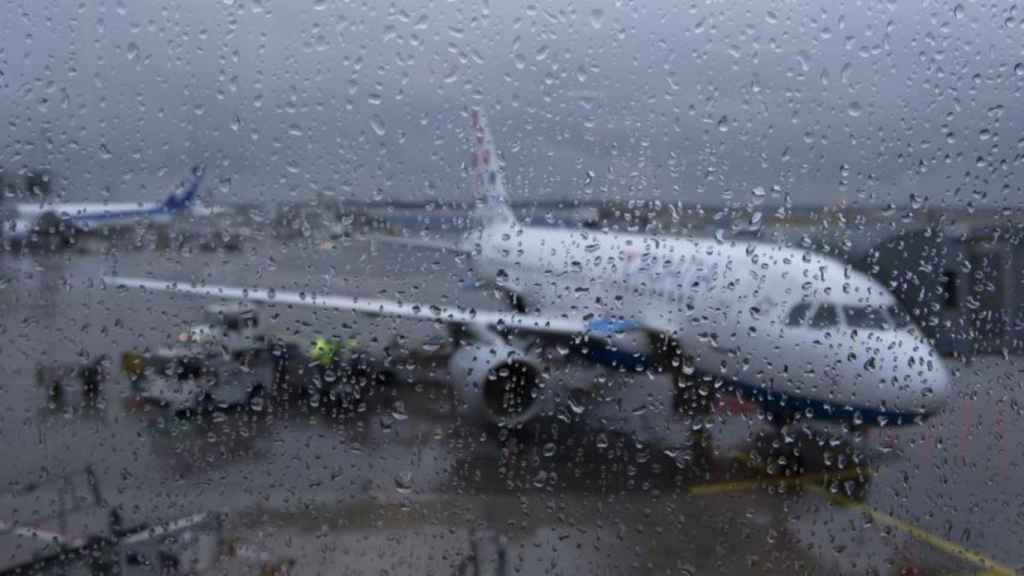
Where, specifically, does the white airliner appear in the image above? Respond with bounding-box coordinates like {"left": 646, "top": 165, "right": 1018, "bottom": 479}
{"left": 107, "top": 112, "right": 950, "bottom": 434}
{"left": 3, "top": 165, "right": 205, "bottom": 244}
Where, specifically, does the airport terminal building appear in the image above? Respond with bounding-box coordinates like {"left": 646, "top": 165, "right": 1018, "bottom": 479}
{"left": 866, "top": 220, "right": 1024, "bottom": 358}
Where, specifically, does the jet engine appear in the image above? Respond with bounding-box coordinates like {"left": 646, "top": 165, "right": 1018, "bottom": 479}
{"left": 447, "top": 341, "right": 543, "bottom": 427}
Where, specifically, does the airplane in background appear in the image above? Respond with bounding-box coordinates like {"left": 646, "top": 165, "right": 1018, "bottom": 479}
{"left": 3, "top": 165, "right": 206, "bottom": 245}
{"left": 106, "top": 112, "right": 951, "bottom": 444}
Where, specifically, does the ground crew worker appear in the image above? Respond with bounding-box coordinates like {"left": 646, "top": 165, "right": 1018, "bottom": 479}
{"left": 310, "top": 336, "right": 339, "bottom": 369}
{"left": 308, "top": 336, "right": 366, "bottom": 410}
{"left": 309, "top": 336, "right": 341, "bottom": 399}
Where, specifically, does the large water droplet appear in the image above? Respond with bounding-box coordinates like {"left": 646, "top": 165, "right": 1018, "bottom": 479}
{"left": 394, "top": 471, "right": 413, "bottom": 494}
{"left": 953, "top": 4, "right": 965, "bottom": 19}
{"left": 125, "top": 42, "right": 139, "bottom": 61}
{"left": 370, "top": 115, "right": 387, "bottom": 136}
{"left": 847, "top": 101, "right": 862, "bottom": 117}
{"left": 840, "top": 62, "right": 852, "bottom": 84}
{"left": 391, "top": 400, "right": 408, "bottom": 421}
{"left": 589, "top": 9, "right": 604, "bottom": 29}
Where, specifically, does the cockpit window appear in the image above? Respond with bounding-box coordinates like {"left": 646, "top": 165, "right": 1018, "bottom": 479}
{"left": 787, "top": 302, "right": 813, "bottom": 326}
{"left": 886, "top": 305, "right": 915, "bottom": 328}
{"left": 808, "top": 304, "right": 839, "bottom": 328}
{"left": 843, "top": 306, "right": 889, "bottom": 330}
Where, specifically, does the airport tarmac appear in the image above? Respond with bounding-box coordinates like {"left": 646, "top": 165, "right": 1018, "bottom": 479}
{"left": 0, "top": 237, "right": 1021, "bottom": 575}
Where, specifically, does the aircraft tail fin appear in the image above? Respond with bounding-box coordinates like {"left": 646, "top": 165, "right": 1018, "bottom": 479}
{"left": 163, "top": 164, "right": 204, "bottom": 211}
{"left": 469, "top": 110, "right": 514, "bottom": 226}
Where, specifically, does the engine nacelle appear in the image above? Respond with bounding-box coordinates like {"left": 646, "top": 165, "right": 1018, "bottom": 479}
{"left": 447, "top": 341, "right": 543, "bottom": 427}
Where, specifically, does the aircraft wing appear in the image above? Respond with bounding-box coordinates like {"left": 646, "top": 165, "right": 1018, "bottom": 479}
{"left": 361, "top": 233, "right": 468, "bottom": 253}
{"left": 104, "top": 276, "right": 591, "bottom": 336}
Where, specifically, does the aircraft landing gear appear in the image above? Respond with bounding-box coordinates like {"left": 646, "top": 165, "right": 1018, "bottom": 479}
{"left": 762, "top": 409, "right": 806, "bottom": 477}
{"left": 649, "top": 334, "right": 717, "bottom": 471}
{"left": 674, "top": 373, "right": 716, "bottom": 471}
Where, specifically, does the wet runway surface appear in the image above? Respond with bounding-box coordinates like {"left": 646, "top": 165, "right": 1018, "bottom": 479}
{"left": 1, "top": 238, "right": 1022, "bottom": 574}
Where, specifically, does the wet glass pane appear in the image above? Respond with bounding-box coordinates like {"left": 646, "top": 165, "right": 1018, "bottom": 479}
{"left": 1, "top": 1, "right": 1020, "bottom": 574}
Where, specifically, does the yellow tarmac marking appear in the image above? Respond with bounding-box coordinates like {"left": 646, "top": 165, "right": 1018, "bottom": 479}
{"left": 687, "top": 467, "right": 869, "bottom": 496}
{"left": 688, "top": 454, "right": 1017, "bottom": 575}
{"left": 811, "top": 486, "right": 1017, "bottom": 576}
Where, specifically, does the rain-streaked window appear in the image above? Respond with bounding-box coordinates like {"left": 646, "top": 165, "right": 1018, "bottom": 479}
{"left": 1, "top": 1, "right": 1019, "bottom": 574}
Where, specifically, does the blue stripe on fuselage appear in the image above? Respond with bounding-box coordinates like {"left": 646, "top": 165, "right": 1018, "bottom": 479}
{"left": 726, "top": 379, "right": 933, "bottom": 427}
{"left": 578, "top": 342, "right": 650, "bottom": 373}
{"left": 587, "top": 318, "right": 640, "bottom": 337}
{"left": 577, "top": 341, "right": 932, "bottom": 427}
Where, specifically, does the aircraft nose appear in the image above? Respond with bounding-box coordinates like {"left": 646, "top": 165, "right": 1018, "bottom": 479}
{"left": 892, "top": 334, "right": 952, "bottom": 417}
{"left": 918, "top": 352, "right": 952, "bottom": 415}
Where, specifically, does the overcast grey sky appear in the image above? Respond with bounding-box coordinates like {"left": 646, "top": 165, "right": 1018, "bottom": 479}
{"left": 1, "top": 0, "right": 1022, "bottom": 207}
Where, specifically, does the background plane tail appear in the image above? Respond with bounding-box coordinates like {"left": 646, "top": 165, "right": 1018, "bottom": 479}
{"left": 163, "top": 164, "right": 205, "bottom": 211}
{"left": 469, "top": 110, "right": 514, "bottom": 226}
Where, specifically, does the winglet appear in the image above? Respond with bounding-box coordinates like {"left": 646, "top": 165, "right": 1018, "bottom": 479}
{"left": 164, "top": 164, "right": 204, "bottom": 211}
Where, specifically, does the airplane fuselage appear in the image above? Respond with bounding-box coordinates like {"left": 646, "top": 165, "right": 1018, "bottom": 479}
{"left": 470, "top": 220, "right": 950, "bottom": 425}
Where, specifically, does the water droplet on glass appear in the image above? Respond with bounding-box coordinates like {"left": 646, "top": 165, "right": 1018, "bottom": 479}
{"left": 313, "top": 0, "right": 326, "bottom": 10}
{"left": 394, "top": 471, "right": 413, "bottom": 494}
{"left": 1015, "top": 63, "right": 1024, "bottom": 76}
{"left": 542, "top": 443, "right": 557, "bottom": 458}
{"left": 568, "top": 390, "right": 586, "bottom": 414}
{"left": 847, "top": 101, "right": 862, "bottom": 117}
{"left": 840, "top": 62, "right": 852, "bottom": 84}
{"left": 589, "top": 9, "right": 604, "bottom": 29}
{"left": 392, "top": 400, "right": 408, "bottom": 421}
{"left": 125, "top": 42, "right": 139, "bottom": 61}
{"left": 370, "top": 115, "right": 387, "bottom": 136}
{"left": 953, "top": 4, "right": 965, "bottom": 19}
